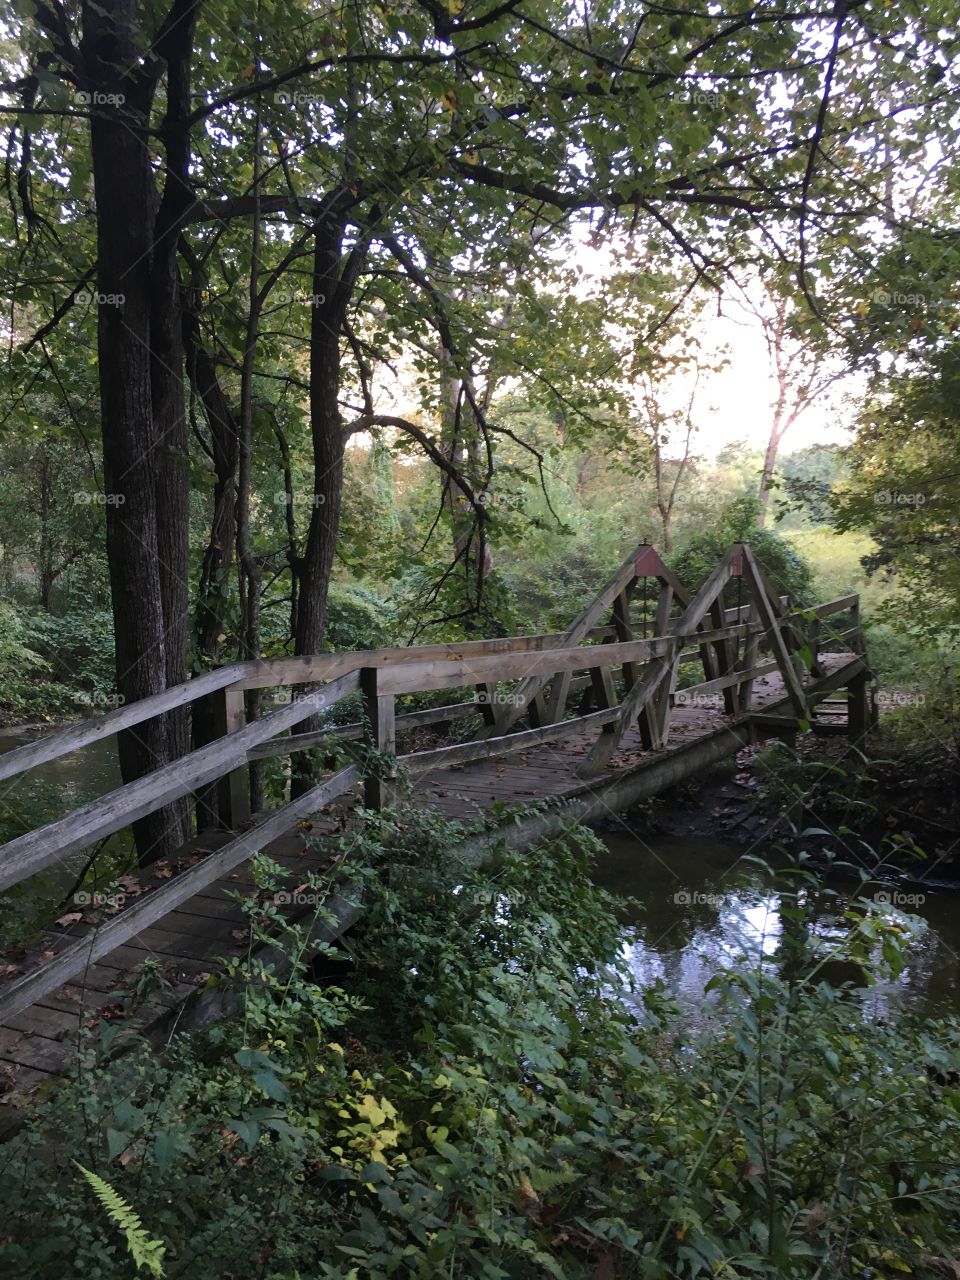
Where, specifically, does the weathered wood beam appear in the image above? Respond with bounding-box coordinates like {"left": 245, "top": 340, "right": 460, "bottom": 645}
{"left": 674, "top": 659, "right": 779, "bottom": 704}
{"left": 491, "top": 541, "right": 654, "bottom": 732}
{"left": 740, "top": 545, "right": 808, "bottom": 721}
{"left": 0, "top": 664, "right": 247, "bottom": 783}
{"left": 578, "top": 643, "right": 678, "bottom": 776}
{"left": 379, "top": 624, "right": 763, "bottom": 697}
{"left": 214, "top": 686, "right": 250, "bottom": 828}
{"left": 233, "top": 628, "right": 618, "bottom": 691}
{"left": 0, "top": 767, "right": 359, "bottom": 1025}
{"left": 361, "top": 667, "right": 395, "bottom": 809}
{"left": 647, "top": 582, "right": 677, "bottom": 748}
{"left": 0, "top": 672, "right": 361, "bottom": 892}
{"left": 400, "top": 706, "right": 620, "bottom": 776}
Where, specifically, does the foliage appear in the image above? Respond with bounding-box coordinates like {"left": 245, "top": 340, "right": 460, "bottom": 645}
{"left": 324, "top": 584, "right": 392, "bottom": 652}
{"left": 2, "top": 809, "right": 960, "bottom": 1278}
{"left": 74, "top": 1164, "right": 166, "bottom": 1278}
{"left": 830, "top": 344, "right": 960, "bottom": 642}
{"left": 0, "top": 599, "right": 60, "bottom": 722}
{"left": 670, "top": 496, "right": 816, "bottom": 606}
{"left": 0, "top": 597, "right": 118, "bottom": 724}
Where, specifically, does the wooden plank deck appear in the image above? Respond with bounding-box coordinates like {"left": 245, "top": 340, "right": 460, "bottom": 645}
{"left": 0, "top": 653, "right": 859, "bottom": 1107}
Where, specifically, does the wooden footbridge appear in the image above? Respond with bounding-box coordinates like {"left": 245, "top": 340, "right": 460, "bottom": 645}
{"left": 0, "top": 542, "right": 872, "bottom": 1102}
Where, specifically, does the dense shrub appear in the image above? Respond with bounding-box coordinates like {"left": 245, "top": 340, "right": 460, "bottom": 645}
{"left": 2, "top": 809, "right": 959, "bottom": 1279}
{"left": 670, "top": 496, "right": 816, "bottom": 608}
{"left": 324, "top": 583, "right": 393, "bottom": 651}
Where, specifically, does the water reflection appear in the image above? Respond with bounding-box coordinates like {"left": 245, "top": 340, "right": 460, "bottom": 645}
{"left": 0, "top": 724, "right": 120, "bottom": 830}
{"left": 0, "top": 727, "right": 122, "bottom": 937}
{"left": 591, "top": 830, "right": 960, "bottom": 1024}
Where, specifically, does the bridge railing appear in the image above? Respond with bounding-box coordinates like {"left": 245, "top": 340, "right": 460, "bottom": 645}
{"left": 0, "top": 550, "right": 868, "bottom": 893}
{"left": 0, "top": 545, "right": 869, "bottom": 1025}
{"left": 0, "top": 558, "right": 866, "bottom": 898}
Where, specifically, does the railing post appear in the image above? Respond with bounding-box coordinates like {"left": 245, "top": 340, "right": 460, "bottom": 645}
{"left": 736, "top": 602, "right": 761, "bottom": 711}
{"left": 849, "top": 599, "right": 863, "bottom": 655}
{"left": 808, "top": 613, "right": 823, "bottom": 677}
{"left": 647, "top": 582, "right": 676, "bottom": 746}
{"left": 361, "top": 666, "right": 396, "bottom": 810}
{"left": 848, "top": 669, "right": 868, "bottom": 743}
{"left": 214, "top": 685, "right": 250, "bottom": 829}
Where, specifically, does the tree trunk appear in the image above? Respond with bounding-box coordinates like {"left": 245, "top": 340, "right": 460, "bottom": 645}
{"left": 290, "top": 224, "right": 347, "bottom": 796}
{"left": 439, "top": 347, "right": 490, "bottom": 623}
{"left": 150, "top": 231, "right": 191, "bottom": 843}
{"left": 38, "top": 443, "right": 54, "bottom": 610}
{"left": 756, "top": 421, "right": 784, "bottom": 529}
{"left": 82, "top": 0, "right": 190, "bottom": 859}
{"left": 184, "top": 328, "right": 239, "bottom": 828}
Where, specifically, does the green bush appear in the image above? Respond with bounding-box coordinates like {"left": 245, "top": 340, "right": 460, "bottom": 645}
{"left": 2, "top": 809, "right": 960, "bottom": 1279}
{"left": 671, "top": 496, "right": 816, "bottom": 608}
{"left": 0, "top": 599, "right": 117, "bottom": 723}
{"left": 325, "top": 583, "right": 392, "bottom": 651}
{"left": 0, "top": 600, "right": 62, "bottom": 722}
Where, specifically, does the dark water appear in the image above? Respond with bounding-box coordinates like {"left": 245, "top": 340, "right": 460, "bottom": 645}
{"left": 0, "top": 726, "right": 122, "bottom": 938}
{"left": 592, "top": 830, "right": 960, "bottom": 1023}
{"left": 0, "top": 724, "right": 120, "bottom": 834}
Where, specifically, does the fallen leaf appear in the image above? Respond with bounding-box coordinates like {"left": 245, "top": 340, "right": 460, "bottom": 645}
{"left": 517, "top": 1175, "right": 541, "bottom": 1222}
{"left": 56, "top": 912, "right": 83, "bottom": 928}
{"left": 153, "top": 860, "right": 173, "bottom": 880}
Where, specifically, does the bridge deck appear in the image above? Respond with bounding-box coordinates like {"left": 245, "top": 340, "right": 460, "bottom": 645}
{"left": 0, "top": 653, "right": 858, "bottom": 1103}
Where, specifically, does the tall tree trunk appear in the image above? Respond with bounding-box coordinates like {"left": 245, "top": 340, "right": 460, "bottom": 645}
{"left": 83, "top": 1, "right": 179, "bottom": 860}
{"left": 290, "top": 224, "right": 347, "bottom": 797}
{"left": 150, "top": 222, "right": 191, "bottom": 846}
{"left": 151, "top": 0, "right": 200, "bottom": 839}
{"left": 757, "top": 412, "right": 791, "bottom": 529}
{"left": 83, "top": 0, "right": 196, "bottom": 858}
{"left": 187, "top": 336, "right": 239, "bottom": 662}
{"left": 236, "top": 115, "right": 265, "bottom": 814}
{"left": 438, "top": 347, "right": 490, "bottom": 623}
{"left": 37, "top": 442, "right": 54, "bottom": 610}
{"left": 184, "top": 327, "right": 239, "bottom": 828}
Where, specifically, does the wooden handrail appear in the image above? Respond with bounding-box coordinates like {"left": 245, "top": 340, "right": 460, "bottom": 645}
{"left": 0, "top": 596, "right": 858, "bottom": 785}
{"left": 0, "top": 672, "right": 360, "bottom": 893}
{"left": 0, "top": 573, "right": 865, "bottom": 894}
{"left": 0, "top": 545, "right": 871, "bottom": 1051}
{"left": 0, "top": 664, "right": 247, "bottom": 784}
{"left": 231, "top": 626, "right": 619, "bottom": 690}
{"left": 0, "top": 765, "right": 359, "bottom": 1024}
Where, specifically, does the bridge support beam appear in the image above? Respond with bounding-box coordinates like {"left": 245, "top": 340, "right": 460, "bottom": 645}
{"left": 362, "top": 667, "right": 396, "bottom": 809}
{"left": 214, "top": 687, "right": 250, "bottom": 829}
{"left": 847, "top": 670, "right": 869, "bottom": 745}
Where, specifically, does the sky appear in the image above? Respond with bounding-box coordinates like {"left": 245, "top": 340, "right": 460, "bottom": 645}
{"left": 679, "top": 309, "right": 859, "bottom": 459}
{"left": 365, "top": 232, "right": 863, "bottom": 465}
{"left": 572, "top": 236, "right": 862, "bottom": 461}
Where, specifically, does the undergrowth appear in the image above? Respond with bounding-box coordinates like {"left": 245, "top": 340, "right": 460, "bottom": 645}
{"left": 1, "top": 807, "right": 958, "bottom": 1278}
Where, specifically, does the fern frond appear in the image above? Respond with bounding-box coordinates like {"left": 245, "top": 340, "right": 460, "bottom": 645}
{"left": 529, "top": 1165, "right": 581, "bottom": 1193}
{"left": 74, "top": 1162, "right": 166, "bottom": 1277}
